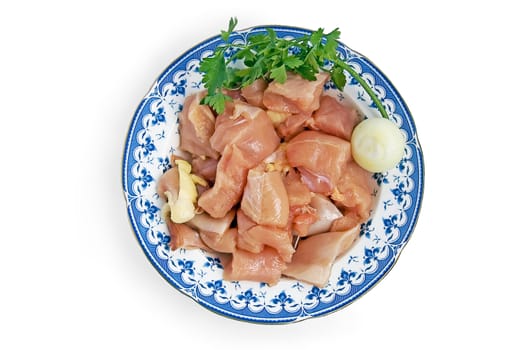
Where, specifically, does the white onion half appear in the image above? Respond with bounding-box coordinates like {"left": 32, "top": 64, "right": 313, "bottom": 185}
{"left": 351, "top": 117, "right": 405, "bottom": 173}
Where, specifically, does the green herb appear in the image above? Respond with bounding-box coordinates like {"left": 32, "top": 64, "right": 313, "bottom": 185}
{"left": 199, "top": 17, "right": 389, "bottom": 119}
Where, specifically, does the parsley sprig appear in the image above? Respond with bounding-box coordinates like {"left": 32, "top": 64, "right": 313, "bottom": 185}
{"left": 199, "top": 17, "right": 388, "bottom": 119}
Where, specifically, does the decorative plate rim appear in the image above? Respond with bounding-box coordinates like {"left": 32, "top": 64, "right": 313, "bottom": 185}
{"left": 122, "top": 24, "right": 425, "bottom": 324}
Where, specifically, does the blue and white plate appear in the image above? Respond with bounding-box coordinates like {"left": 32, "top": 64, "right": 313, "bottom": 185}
{"left": 122, "top": 25, "right": 424, "bottom": 324}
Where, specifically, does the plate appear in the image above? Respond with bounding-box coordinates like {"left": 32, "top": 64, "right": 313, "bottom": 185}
{"left": 122, "top": 25, "right": 424, "bottom": 323}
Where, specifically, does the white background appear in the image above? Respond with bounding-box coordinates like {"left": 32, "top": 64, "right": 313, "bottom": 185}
{"left": 1, "top": 0, "right": 525, "bottom": 348}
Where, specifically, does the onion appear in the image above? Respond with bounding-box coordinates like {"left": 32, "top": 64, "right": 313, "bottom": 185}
{"left": 351, "top": 117, "right": 405, "bottom": 173}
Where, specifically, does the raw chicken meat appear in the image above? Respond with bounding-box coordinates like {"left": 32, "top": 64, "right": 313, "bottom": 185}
{"left": 309, "top": 95, "right": 360, "bottom": 140}
{"left": 200, "top": 227, "right": 237, "bottom": 253}
{"left": 165, "top": 219, "right": 209, "bottom": 251}
{"left": 210, "top": 101, "right": 280, "bottom": 168}
{"left": 283, "top": 169, "right": 312, "bottom": 207}
{"left": 157, "top": 167, "right": 179, "bottom": 202}
{"left": 223, "top": 247, "right": 287, "bottom": 286}
{"left": 240, "top": 169, "right": 289, "bottom": 228}
{"left": 276, "top": 112, "right": 311, "bottom": 140}
{"left": 263, "top": 72, "right": 329, "bottom": 114}
{"left": 236, "top": 209, "right": 295, "bottom": 262}
{"left": 179, "top": 91, "right": 219, "bottom": 159}
{"left": 191, "top": 157, "right": 218, "bottom": 182}
{"left": 197, "top": 144, "right": 250, "bottom": 218}
{"left": 283, "top": 225, "right": 360, "bottom": 287}
{"left": 286, "top": 130, "right": 351, "bottom": 194}
{"left": 241, "top": 78, "right": 267, "bottom": 108}
{"left": 333, "top": 160, "right": 374, "bottom": 219}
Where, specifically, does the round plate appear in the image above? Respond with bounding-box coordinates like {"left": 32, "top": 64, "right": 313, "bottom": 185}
{"left": 122, "top": 25, "right": 424, "bottom": 324}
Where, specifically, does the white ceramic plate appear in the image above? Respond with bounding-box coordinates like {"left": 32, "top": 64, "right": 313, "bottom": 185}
{"left": 122, "top": 25, "right": 424, "bottom": 323}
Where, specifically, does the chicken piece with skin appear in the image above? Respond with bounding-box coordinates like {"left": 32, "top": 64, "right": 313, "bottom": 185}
{"left": 283, "top": 225, "right": 360, "bottom": 287}
{"left": 165, "top": 219, "right": 209, "bottom": 251}
{"left": 276, "top": 112, "right": 311, "bottom": 140}
{"left": 283, "top": 169, "right": 312, "bottom": 208}
{"left": 197, "top": 144, "right": 250, "bottom": 218}
{"left": 286, "top": 130, "right": 351, "bottom": 194}
{"left": 237, "top": 224, "right": 294, "bottom": 263}
{"left": 283, "top": 169, "right": 317, "bottom": 237}
{"left": 236, "top": 209, "right": 295, "bottom": 262}
{"left": 241, "top": 78, "right": 267, "bottom": 108}
{"left": 187, "top": 210, "right": 236, "bottom": 253}
{"left": 191, "top": 157, "right": 218, "bottom": 183}
{"left": 240, "top": 169, "right": 289, "bottom": 228}
{"left": 331, "top": 160, "right": 375, "bottom": 229}
{"left": 263, "top": 72, "right": 329, "bottom": 114}
{"left": 308, "top": 95, "right": 361, "bottom": 140}
{"left": 157, "top": 166, "right": 179, "bottom": 204}
{"left": 200, "top": 227, "right": 237, "bottom": 253}
{"left": 307, "top": 194, "right": 343, "bottom": 236}
{"left": 222, "top": 247, "right": 287, "bottom": 286}
{"left": 210, "top": 101, "right": 280, "bottom": 168}
{"left": 179, "top": 91, "right": 219, "bottom": 159}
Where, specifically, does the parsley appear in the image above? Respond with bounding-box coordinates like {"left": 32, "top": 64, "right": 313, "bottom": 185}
{"left": 199, "top": 17, "right": 389, "bottom": 119}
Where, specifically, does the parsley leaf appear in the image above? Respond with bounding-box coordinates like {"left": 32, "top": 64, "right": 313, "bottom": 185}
{"left": 220, "top": 17, "right": 238, "bottom": 42}
{"left": 200, "top": 49, "right": 227, "bottom": 96}
{"left": 270, "top": 64, "right": 287, "bottom": 83}
{"left": 330, "top": 66, "right": 346, "bottom": 90}
{"left": 201, "top": 93, "right": 231, "bottom": 115}
{"left": 283, "top": 56, "right": 303, "bottom": 69}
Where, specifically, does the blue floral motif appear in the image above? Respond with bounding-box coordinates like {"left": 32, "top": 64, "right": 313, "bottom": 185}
{"left": 363, "top": 245, "right": 388, "bottom": 274}
{"left": 288, "top": 45, "right": 302, "bottom": 56}
{"left": 335, "top": 267, "right": 367, "bottom": 292}
{"left": 231, "top": 289, "right": 264, "bottom": 311}
{"left": 122, "top": 25, "right": 423, "bottom": 324}
{"left": 236, "top": 289, "right": 258, "bottom": 305}
{"left": 155, "top": 129, "right": 166, "bottom": 141}
{"left": 157, "top": 156, "right": 170, "bottom": 172}
{"left": 324, "top": 79, "right": 338, "bottom": 90}
{"left": 391, "top": 178, "right": 413, "bottom": 209}
{"left": 360, "top": 218, "right": 374, "bottom": 238}
{"left": 383, "top": 214, "right": 401, "bottom": 237}
{"left": 271, "top": 291, "right": 295, "bottom": 307}
{"left": 373, "top": 172, "right": 389, "bottom": 186}
{"left": 205, "top": 280, "right": 227, "bottom": 295}
{"left": 197, "top": 279, "right": 230, "bottom": 304}
{"left": 165, "top": 79, "right": 186, "bottom": 97}
{"left": 149, "top": 101, "right": 166, "bottom": 126}
{"left": 303, "top": 286, "right": 333, "bottom": 309}
{"left": 291, "top": 281, "right": 304, "bottom": 292}
{"left": 156, "top": 231, "right": 170, "bottom": 245}
{"left": 203, "top": 256, "right": 223, "bottom": 271}
{"left": 223, "top": 45, "right": 238, "bottom": 60}
{"left": 356, "top": 90, "right": 366, "bottom": 102}
{"left": 156, "top": 241, "right": 171, "bottom": 260}
{"left": 305, "top": 286, "right": 326, "bottom": 301}
{"left": 137, "top": 131, "right": 156, "bottom": 158}
{"left": 152, "top": 110, "right": 166, "bottom": 126}
{"left": 364, "top": 247, "right": 379, "bottom": 265}
{"left": 338, "top": 269, "right": 357, "bottom": 287}
{"left": 267, "top": 290, "right": 300, "bottom": 314}
{"left": 176, "top": 259, "right": 195, "bottom": 275}
{"left": 347, "top": 254, "right": 360, "bottom": 264}
{"left": 137, "top": 167, "right": 154, "bottom": 189}
{"left": 136, "top": 197, "right": 159, "bottom": 222}
{"left": 383, "top": 199, "right": 394, "bottom": 210}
